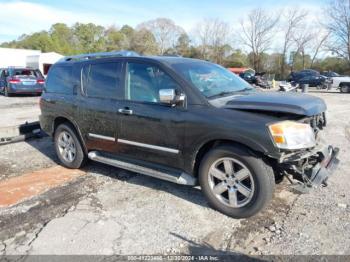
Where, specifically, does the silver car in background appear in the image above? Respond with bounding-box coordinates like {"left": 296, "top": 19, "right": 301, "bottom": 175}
{"left": 0, "top": 67, "right": 45, "bottom": 96}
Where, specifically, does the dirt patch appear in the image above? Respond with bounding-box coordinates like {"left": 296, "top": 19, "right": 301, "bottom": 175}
{"left": 227, "top": 187, "right": 298, "bottom": 254}
{"left": 0, "top": 162, "right": 11, "bottom": 180}
{"left": 0, "top": 166, "right": 86, "bottom": 207}
{"left": 0, "top": 175, "right": 98, "bottom": 245}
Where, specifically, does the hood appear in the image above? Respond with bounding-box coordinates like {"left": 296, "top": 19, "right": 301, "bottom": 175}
{"left": 211, "top": 92, "right": 327, "bottom": 116}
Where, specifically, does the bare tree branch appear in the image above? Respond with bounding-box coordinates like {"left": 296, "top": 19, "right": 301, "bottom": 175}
{"left": 280, "top": 7, "right": 308, "bottom": 77}
{"left": 239, "top": 8, "right": 280, "bottom": 71}
{"left": 324, "top": 0, "right": 350, "bottom": 65}
{"left": 137, "top": 18, "right": 185, "bottom": 54}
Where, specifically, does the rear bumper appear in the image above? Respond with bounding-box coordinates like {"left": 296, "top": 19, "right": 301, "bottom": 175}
{"left": 8, "top": 85, "right": 43, "bottom": 94}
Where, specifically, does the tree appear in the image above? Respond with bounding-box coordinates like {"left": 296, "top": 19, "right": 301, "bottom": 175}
{"left": 239, "top": 8, "right": 280, "bottom": 72}
{"left": 72, "top": 23, "right": 105, "bottom": 53}
{"left": 194, "top": 19, "right": 212, "bottom": 60}
{"left": 280, "top": 8, "right": 308, "bottom": 78}
{"left": 175, "top": 33, "right": 191, "bottom": 56}
{"left": 195, "top": 18, "right": 231, "bottom": 63}
{"left": 130, "top": 29, "right": 159, "bottom": 55}
{"left": 49, "top": 23, "right": 75, "bottom": 54}
{"left": 291, "top": 29, "right": 314, "bottom": 70}
{"left": 325, "top": 0, "right": 350, "bottom": 65}
{"left": 119, "top": 25, "right": 135, "bottom": 49}
{"left": 137, "top": 18, "right": 184, "bottom": 54}
{"left": 223, "top": 49, "right": 248, "bottom": 67}
{"left": 310, "top": 31, "right": 330, "bottom": 68}
{"left": 105, "top": 25, "right": 125, "bottom": 51}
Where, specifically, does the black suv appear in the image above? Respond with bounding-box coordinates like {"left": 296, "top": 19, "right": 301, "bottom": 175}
{"left": 288, "top": 69, "right": 327, "bottom": 88}
{"left": 40, "top": 52, "right": 339, "bottom": 218}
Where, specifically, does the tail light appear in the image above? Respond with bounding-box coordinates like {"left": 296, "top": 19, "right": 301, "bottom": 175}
{"left": 37, "top": 79, "right": 45, "bottom": 84}
{"left": 9, "top": 78, "right": 20, "bottom": 84}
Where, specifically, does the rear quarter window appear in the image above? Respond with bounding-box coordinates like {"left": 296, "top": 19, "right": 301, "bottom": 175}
{"left": 46, "top": 65, "right": 73, "bottom": 95}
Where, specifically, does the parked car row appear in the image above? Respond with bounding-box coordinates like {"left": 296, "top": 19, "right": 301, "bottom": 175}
{"left": 287, "top": 69, "right": 350, "bottom": 93}
{"left": 0, "top": 67, "right": 45, "bottom": 96}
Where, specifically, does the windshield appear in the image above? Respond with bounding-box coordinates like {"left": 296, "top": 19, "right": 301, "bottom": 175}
{"left": 331, "top": 72, "right": 340, "bottom": 77}
{"left": 171, "top": 61, "right": 254, "bottom": 98}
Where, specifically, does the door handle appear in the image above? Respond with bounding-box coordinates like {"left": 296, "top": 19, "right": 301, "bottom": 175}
{"left": 118, "top": 108, "right": 133, "bottom": 115}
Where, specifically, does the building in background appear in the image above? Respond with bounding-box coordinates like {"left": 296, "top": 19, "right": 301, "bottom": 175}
{"left": 0, "top": 48, "right": 63, "bottom": 76}
{"left": 26, "top": 52, "right": 63, "bottom": 76}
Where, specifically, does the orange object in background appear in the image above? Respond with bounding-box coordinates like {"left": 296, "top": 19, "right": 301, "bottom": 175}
{"left": 227, "top": 67, "right": 255, "bottom": 75}
{"left": 0, "top": 166, "right": 85, "bottom": 207}
{"left": 228, "top": 67, "right": 248, "bottom": 74}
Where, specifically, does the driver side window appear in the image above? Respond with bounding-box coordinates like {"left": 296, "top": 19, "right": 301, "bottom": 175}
{"left": 126, "top": 62, "right": 180, "bottom": 103}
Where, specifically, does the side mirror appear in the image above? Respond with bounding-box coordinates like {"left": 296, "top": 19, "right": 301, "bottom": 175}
{"left": 159, "top": 89, "right": 185, "bottom": 106}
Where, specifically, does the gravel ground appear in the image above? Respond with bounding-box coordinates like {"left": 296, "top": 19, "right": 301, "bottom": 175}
{"left": 0, "top": 95, "right": 40, "bottom": 128}
{"left": 0, "top": 90, "right": 349, "bottom": 256}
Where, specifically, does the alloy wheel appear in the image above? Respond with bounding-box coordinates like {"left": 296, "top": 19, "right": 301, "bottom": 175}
{"left": 57, "top": 131, "right": 76, "bottom": 163}
{"left": 208, "top": 157, "right": 255, "bottom": 208}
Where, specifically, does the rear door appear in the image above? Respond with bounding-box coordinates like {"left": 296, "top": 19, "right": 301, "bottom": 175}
{"left": 77, "top": 60, "right": 124, "bottom": 153}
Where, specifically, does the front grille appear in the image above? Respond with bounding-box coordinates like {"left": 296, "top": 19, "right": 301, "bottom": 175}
{"left": 300, "top": 112, "right": 326, "bottom": 137}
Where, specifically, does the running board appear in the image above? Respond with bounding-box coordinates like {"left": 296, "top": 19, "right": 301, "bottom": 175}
{"left": 88, "top": 151, "right": 196, "bottom": 186}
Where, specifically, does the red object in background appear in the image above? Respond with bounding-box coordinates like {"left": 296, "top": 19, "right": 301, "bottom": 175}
{"left": 8, "top": 78, "right": 21, "bottom": 84}
{"left": 37, "top": 79, "right": 45, "bottom": 84}
{"left": 228, "top": 67, "right": 255, "bottom": 75}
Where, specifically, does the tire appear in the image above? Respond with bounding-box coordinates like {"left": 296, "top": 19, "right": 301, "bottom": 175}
{"left": 199, "top": 145, "right": 275, "bottom": 218}
{"left": 54, "top": 123, "right": 87, "bottom": 169}
{"left": 4, "top": 87, "right": 11, "bottom": 97}
{"left": 340, "top": 85, "right": 350, "bottom": 93}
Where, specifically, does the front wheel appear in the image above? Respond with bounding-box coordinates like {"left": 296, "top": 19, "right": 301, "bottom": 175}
{"left": 199, "top": 145, "right": 275, "bottom": 218}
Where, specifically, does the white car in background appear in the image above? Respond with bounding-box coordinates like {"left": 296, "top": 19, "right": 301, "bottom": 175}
{"left": 322, "top": 71, "right": 350, "bottom": 93}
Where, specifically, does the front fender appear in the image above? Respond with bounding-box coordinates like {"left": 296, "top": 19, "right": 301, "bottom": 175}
{"left": 184, "top": 133, "right": 272, "bottom": 175}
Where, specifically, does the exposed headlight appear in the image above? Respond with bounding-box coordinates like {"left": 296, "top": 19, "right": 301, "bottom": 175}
{"left": 268, "top": 121, "right": 316, "bottom": 150}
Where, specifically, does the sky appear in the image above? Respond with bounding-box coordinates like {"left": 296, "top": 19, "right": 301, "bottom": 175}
{"left": 0, "top": 0, "right": 328, "bottom": 44}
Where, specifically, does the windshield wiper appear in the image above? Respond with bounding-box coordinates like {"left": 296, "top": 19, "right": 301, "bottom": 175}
{"left": 208, "top": 88, "right": 253, "bottom": 99}
{"left": 239, "top": 87, "right": 254, "bottom": 92}
{"left": 208, "top": 91, "right": 236, "bottom": 99}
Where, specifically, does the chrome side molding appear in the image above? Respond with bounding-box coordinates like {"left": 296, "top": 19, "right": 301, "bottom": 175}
{"left": 88, "top": 151, "right": 196, "bottom": 186}
{"left": 88, "top": 133, "right": 115, "bottom": 142}
{"left": 117, "top": 138, "right": 179, "bottom": 154}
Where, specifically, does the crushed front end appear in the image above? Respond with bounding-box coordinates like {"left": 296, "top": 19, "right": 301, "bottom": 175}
{"left": 278, "top": 145, "right": 339, "bottom": 192}
{"left": 269, "top": 112, "right": 340, "bottom": 193}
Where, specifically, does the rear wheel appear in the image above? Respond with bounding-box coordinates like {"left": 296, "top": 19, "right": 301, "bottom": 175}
{"left": 199, "top": 145, "right": 275, "bottom": 218}
{"left": 54, "top": 123, "right": 87, "bottom": 169}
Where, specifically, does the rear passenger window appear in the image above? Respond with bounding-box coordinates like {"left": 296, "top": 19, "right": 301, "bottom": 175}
{"left": 46, "top": 66, "right": 73, "bottom": 94}
{"left": 85, "top": 62, "right": 121, "bottom": 99}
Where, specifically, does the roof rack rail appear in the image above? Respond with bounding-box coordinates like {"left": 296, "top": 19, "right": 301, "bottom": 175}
{"left": 59, "top": 50, "right": 140, "bottom": 62}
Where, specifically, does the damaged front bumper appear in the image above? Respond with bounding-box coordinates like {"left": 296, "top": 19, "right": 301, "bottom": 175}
{"left": 307, "top": 146, "right": 339, "bottom": 187}
{"left": 277, "top": 145, "right": 340, "bottom": 192}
